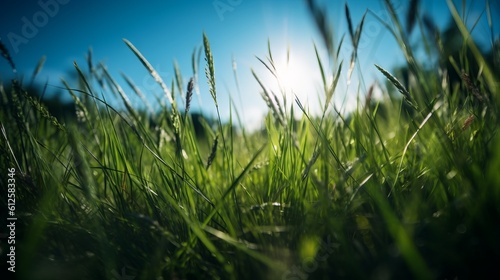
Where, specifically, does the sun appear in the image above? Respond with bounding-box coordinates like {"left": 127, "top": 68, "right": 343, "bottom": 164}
{"left": 269, "top": 47, "right": 321, "bottom": 109}
{"left": 256, "top": 41, "right": 324, "bottom": 116}
{"left": 275, "top": 52, "right": 307, "bottom": 93}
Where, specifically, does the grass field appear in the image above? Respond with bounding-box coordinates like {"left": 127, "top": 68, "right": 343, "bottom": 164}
{"left": 1, "top": 0, "right": 499, "bottom": 279}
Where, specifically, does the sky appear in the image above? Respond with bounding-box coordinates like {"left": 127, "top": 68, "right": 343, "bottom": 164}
{"left": 1, "top": 0, "right": 498, "bottom": 130}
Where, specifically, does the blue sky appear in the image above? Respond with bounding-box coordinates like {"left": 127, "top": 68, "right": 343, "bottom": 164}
{"left": 1, "top": 0, "right": 498, "bottom": 129}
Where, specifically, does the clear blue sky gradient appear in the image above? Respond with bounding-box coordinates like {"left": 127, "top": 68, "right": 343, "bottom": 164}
{"left": 1, "top": 0, "right": 498, "bottom": 129}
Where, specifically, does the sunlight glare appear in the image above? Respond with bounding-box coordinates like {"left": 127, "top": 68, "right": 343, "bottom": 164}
{"left": 275, "top": 51, "right": 309, "bottom": 94}
{"left": 266, "top": 47, "right": 322, "bottom": 114}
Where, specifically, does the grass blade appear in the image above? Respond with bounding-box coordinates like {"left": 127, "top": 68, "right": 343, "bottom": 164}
{"left": 30, "top": 56, "right": 46, "bottom": 85}
{"left": 305, "top": 0, "right": 334, "bottom": 56}
{"left": 375, "top": 64, "right": 418, "bottom": 110}
{"left": 123, "top": 38, "right": 174, "bottom": 105}
{"left": 406, "top": 0, "right": 419, "bottom": 34}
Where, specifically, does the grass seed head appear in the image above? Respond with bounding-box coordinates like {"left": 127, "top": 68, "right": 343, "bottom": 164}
{"left": 462, "top": 114, "right": 475, "bottom": 131}
{"left": 461, "top": 71, "right": 484, "bottom": 102}
{"left": 365, "top": 83, "right": 375, "bottom": 109}
{"left": 0, "top": 38, "right": 16, "bottom": 73}
{"left": 206, "top": 135, "right": 218, "bottom": 170}
{"left": 203, "top": 33, "right": 217, "bottom": 105}
{"left": 185, "top": 77, "right": 194, "bottom": 115}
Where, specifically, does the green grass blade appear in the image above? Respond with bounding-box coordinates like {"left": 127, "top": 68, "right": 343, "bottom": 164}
{"left": 123, "top": 38, "right": 174, "bottom": 105}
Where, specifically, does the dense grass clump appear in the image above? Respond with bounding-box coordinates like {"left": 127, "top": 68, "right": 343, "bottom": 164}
{"left": 1, "top": 1, "right": 499, "bottom": 279}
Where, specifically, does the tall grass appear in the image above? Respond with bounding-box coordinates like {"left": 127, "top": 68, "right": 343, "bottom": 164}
{"left": 1, "top": 0, "right": 499, "bottom": 279}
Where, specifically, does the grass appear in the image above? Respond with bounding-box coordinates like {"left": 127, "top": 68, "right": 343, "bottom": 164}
{"left": 1, "top": 0, "right": 499, "bottom": 279}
